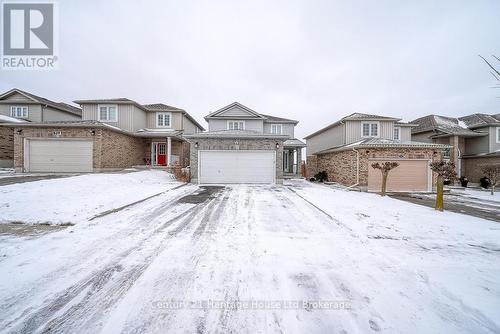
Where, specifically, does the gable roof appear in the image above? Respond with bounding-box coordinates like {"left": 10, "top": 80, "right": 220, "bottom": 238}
{"left": 142, "top": 103, "right": 184, "bottom": 112}
{"left": 458, "top": 113, "right": 500, "bottom": 129}
{"left": 0, "top": 88, "right": 82, "bottom": 116}
{"left": 411, "top": 114, "right": 490, "bottom": 137}
{"left": 204, "top": 102, "right": 266, "bottom": 120}
{"left": 304, "top": 112, "right": 402, "bottom": 139}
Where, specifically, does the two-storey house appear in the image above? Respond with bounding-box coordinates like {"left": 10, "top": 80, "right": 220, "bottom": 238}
{"left": 0, "top": 88, "right": 82, "bottom": 168}
{"left": 184, "top": 102, "right": 306, "bottom": 184}
{"left": 305, "top": 113, "right": 449, "bottom": 192}
{"left": 411, "top": 113, "right": 500, "bottom": 183}
{"left": 9, "top": 96, "right": 204, "bottom": 173}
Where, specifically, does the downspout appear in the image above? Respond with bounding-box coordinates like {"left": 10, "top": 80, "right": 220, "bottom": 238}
{"left": 347, "top": 148, "right": 360, "bottom": 189}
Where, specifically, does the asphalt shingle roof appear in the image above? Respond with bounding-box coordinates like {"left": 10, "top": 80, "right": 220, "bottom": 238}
{"left": 410, "top": 115, "right": 484, "bottom": 136}
{"left": 1, "top": 88, "right": 82, "bottom": 116}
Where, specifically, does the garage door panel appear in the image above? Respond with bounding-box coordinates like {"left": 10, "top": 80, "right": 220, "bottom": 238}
{"left": 28, "top": 140, "right": 93, "bottom": 173}
{"left": 199, "top": 151, "right": 275, "bottom": 184}
{"left": 368, "top": 160, "right": 429, "bottom": 192}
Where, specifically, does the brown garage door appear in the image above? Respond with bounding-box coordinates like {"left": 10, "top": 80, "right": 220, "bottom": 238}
{"left": 368, "top": 159, "right": 430, "bottom": 192}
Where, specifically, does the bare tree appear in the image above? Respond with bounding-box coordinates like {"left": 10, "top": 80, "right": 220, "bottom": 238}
{"left": 480, "top": 164, "right": 500, "bottom": 195}
{"left": 371, "top": 162, "right": 399, "bottom": 196}
{"left": 430, "top": 161, "right": 457, "bottom": 211}
{"left": 479, "top": 55, "right": 500, "bottom": 96}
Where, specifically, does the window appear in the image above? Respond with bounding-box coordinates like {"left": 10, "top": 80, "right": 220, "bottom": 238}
{"left": 271, "top": 124, "right": 282, "bottom": 134}
{"left": 156, "top": 112, "right": 171, "bottom": 127}
{"left": 228, "top": 121, "right": 245, "bottom": 130}
{"left": 497, "top": 127, "right": 500, "bottom": 143}
{"left": 98, "top": 104, "right": 117, "bottom": 122}
{"left": 10, "top": 106, "right": 28, "bottom": 118}
{"left": 393, "top": 127, "right": 401, "bottom": 140}
{"left": 361, "top": 122, "right": 379, "bottom": 137}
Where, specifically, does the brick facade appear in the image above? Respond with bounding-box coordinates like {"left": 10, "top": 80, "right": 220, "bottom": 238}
{"left": 13, "top": 126, "right": 148, "bottom": 172}
{"left": 462, "top": 156, "right": 500, "bottom": 183}
{"left": 0, "top": 126, "right": 14, "bottom": 167}
{"left": 308, "top": 147, "right": 441, "bottom": 189}
{"left": 188, "top": 138, "right": 284, "bottom": 184}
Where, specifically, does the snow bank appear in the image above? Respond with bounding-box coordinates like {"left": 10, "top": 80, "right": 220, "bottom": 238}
{"left": 0, "top": 170, "right": 180, "bottom": 224}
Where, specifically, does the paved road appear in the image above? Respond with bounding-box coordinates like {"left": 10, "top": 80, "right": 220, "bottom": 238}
{"left": 389, "top": 193, "right": 500, "bottom": 223}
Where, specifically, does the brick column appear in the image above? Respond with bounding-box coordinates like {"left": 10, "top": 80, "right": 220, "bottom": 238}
{"left": 296, "top": 147, "right": 302, "bottom": 176}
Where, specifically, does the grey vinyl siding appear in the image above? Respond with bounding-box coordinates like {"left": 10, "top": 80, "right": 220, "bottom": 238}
{"left": 208, "top": 119, "right": 264, "bottom": 132}
{"left": 263, "top": 122, "right": 294, "bottom": 137}
{"left": 465, "top": 136, "right": 489, "bottom": 155}
{"left": 43, "top": 106, "right": 81, "bottom": 121}
{"left": 411, "top": 131, "right": 434, "bottom": 143}
{"left": 306, "top": 123, "right": 345, "bottom": 155}
{"left": 0, "top": 103, "right": 42, "bottom": 122}
{"left": 216, "top": 105, "right": 255, "bottom": 117}
{"left": 400, "top": 127, "right": 412, "bottom": 141}
{"left": 489, "top": 126, "right": 500, "bottom": 153}
{"left": 345, "top": 120, "right": 394, "bottom": 144}
{"left": 82, "top": 104, "right": 145, "bottom": 132}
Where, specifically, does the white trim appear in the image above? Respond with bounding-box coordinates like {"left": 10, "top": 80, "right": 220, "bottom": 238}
{"left": 496, "top": 127, "right": 500, "bottom": 143}
{"left": 10, "top": 105, "right": 29, "bottom": 118}
{"left": 197, "top": 150, "right": 276, "bottom": 184}
{"left": 156, "top": 112, "right": 172, "bottom": 128}
{"left": 97, "top": 104, "right": 118, "bottom": 122}
{"left": 271, "top": 124, "right": 283, "bottom": 134}
{"left": 227, "top": 120, "right": 245, "bottom": 130}
{"left": 393, "top": 127, "right": 401, "bottom": 140}
{"left": 361, "top": 121, "right": 380, "bottom": 138}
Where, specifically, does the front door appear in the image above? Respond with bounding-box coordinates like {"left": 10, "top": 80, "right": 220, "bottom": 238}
{"left": 155, "top": 143, "right": 167, "bottom": 165}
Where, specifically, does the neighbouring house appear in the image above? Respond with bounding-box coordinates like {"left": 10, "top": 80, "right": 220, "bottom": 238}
{"left": 305, "top": 113, "right": 450, "bottom": 192}
{"left": 411, "top": 113, "right": 500, "bottom": 183}
{"left": 8, "top": 96, "right": 204, "bottom": 173}
{"left": 0, "top": 88, "right": 82, "bottom": 167}
{"left": 184, "top": 102, "right": 306, "bottom": 184}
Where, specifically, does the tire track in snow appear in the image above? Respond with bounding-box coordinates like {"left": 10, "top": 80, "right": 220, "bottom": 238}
{"left": 3, "top": 187, "right": 226, "bottom": 334}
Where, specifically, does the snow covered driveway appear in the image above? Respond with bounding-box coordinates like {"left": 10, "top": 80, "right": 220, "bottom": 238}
{"left": 1, "top": 181, "right": 499, "bottom": 333}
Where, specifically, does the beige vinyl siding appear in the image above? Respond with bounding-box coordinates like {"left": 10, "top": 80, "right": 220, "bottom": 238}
{"left": 146, "top": 111, "right": 182, "bottom": 130}
{"left": 0, "top": 103, "right": 42, "bottom": 122}
{"left": 182, "top": 115, "right": 200, "bottom": 134}
{"left": 132, "top": 106, "right": 147, "bottom": 130}
{"left": 345, "top": 120, "right": 394, "bottom": 143}
{"left": 82, "top": 104, "right": 146, "bottom": 132}
{"left": 306, "top": 123, "right": 345, "bottom": 155}
{"left": 208, "top": 119, "right": 264, "bottom": 132}
{"left": 3, "top": 92, "right": 32, "bottom": 102}
{"left": 43, "top": 106, "right": 81, "bottom": 121}
{"left": 263, "top": 122, "right": 294, "bottom": 137}
{"left": 400, "top": 127, "right": 412, "bottom": 141}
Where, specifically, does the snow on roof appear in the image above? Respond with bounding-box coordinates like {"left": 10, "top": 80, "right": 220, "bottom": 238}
{"left": 0, "top": 115, "right": 28, "bottom": 123}
{"left": 316, "top": 137, "right": 450, "bottom": 154}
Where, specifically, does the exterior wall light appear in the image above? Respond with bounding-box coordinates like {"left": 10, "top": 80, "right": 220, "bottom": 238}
{"left": 276, "top": 143, "right": 280, "bottom": 149}
{"left": 90, "top": 129, "right": 96, "bottom": 136}
{"left": 194, "top": 142, "right": 198, "bottom": 148}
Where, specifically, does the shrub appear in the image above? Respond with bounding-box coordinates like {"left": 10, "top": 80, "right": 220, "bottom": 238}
{"left": 480, "top": 177, "right": 491, "bottom": 189}
{"left": 173, "top": 166, "right": 191, "bottom": 182}
{"left": 459, "top": 176, "right": 469, "bottom": 188}
{"left": 314, "top": 171, "right": 328, "bottom": 182}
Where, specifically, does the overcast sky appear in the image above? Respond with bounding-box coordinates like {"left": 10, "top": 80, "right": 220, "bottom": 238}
{"left": 1, "top": 0, "right": 499, "bottom": 139}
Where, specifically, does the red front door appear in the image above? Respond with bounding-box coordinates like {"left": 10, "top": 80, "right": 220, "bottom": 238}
{"left": 156, "top": 143, "right": 167, "bottom": 165}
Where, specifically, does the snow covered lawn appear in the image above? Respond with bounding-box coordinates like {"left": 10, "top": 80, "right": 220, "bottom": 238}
{"left": 0, "top": 170, "right": 181, "bottom": 224}
{"left": 0, "top": 180, "right": 499, "bottom": 333}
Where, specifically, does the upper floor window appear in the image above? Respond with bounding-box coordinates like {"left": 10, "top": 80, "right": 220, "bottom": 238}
{"left": 228, "top": 121, "right": 244, "bottom": 130}
{"left": 98, "top": 104, "right": 117, "bottom": 122}
{"left": 393, "top": 127, "right": 400, "bottom": 140}
{"left": 156, "top": 112, "right": 171, "bottom": 127}
{"left": 497, "top": 127, "right": 500, "bottom": 143}
{"left": 361, "top": 122, "right": 379, "bottom": 137}
{"left": 271, "top": 124, "right": 282, "bottom": 134}
{"left": 10, "top": 106, "right": 28, "bottom": 118}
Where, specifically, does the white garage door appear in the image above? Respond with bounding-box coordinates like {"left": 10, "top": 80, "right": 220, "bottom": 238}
{"left": 27, "top": 140, "right": 93, "bottom": 172}
{"left": 368, "top": 159, "right": 430, "bottom": 192}
{"left": 199, "top": 150, "right": 275, "bottom": 184}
